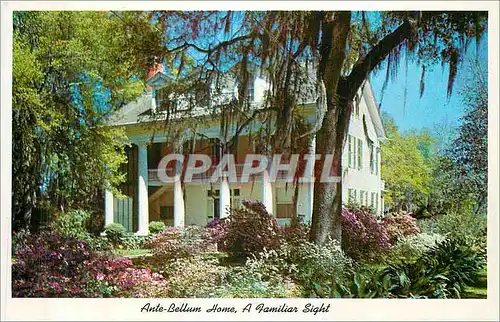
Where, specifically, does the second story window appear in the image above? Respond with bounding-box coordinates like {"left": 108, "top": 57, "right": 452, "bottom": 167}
{"left": 370, "top": 145, "right": 379, "bottom": 175}
{"left": 247, "top": 77, "right": 255, "bottom": 103}
{"left": 348, "top": 135, "right": 363, "bottom": 170}
{"left": 357, "top": 138, "right": 363, "bottom": 170}
{"left": 155, "top": 87, "right": 168, "bottom": 111}
{"left": 348, "top": 135, "right": 356, "bottom": 169}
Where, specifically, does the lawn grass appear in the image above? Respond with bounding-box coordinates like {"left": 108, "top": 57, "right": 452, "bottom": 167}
{"left": 114, "top": 248, "right": 151, "bottom": 257}
{"left": 463, "top": 268, "right": 487, "bottom": 299}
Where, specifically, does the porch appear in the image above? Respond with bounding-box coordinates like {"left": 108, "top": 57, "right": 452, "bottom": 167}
{"left": 103, "top": 141, "right": 315, "bottom": 235}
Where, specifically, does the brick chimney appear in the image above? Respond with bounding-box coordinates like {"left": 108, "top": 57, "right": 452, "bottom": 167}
{"left": 146, "top": 62, "right": 164, "bottom": 92}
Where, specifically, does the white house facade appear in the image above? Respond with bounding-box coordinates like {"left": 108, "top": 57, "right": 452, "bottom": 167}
{"left": 105, "top": 68, "right": 386, "bottom": 234}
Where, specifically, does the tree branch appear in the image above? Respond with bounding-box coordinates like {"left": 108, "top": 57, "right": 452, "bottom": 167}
{"left": 344, "top": 20, "right": 413, "bottom": 99}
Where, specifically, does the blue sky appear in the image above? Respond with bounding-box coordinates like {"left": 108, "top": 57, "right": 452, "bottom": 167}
{"left": 370, "top": 35, "right": 488, "bottom": 135}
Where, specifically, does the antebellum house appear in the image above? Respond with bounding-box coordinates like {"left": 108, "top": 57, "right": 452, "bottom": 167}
{"left": 105, "top": 66, "right": 386, "bottom": 235}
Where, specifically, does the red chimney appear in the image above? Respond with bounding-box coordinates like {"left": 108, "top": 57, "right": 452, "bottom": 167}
{"left": 146, "top": 62, "right": 164, "bottom": 91}
{"left": 147, "top": 62, "right": 164, "bottom": 80}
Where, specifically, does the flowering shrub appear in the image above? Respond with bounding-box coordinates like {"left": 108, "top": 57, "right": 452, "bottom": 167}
{"left": 163, "top": 257, "right": 226, "bottom": 297}
{"left": 246, "top": 238, "right": 352, "bottom": 296}
{"left": 12, "top": 232, "right": 116, "bottom": 297}
{"left": 203, "top": 218, "right": 228, "bottom": 250}
{"left": 12, "top": 231, "right": 168, "bottom": 298}
{"left": 109, "top": 267, "right": 169, "bottom": 297}
{"left": 223, "top": 200, "right": 280, "bottom": 258}
{"left": 277, "top": 223, "right": 310, "bottom": 245}
{"left": 387, "top": 233, "right": 446, "bottom": 264}
{"left": 145, "top": 226, "right": 205, "bottom": 262}
{"left": 382, "top": 214, "right": 420, "bottom": 244}
{"left": 341, "top": 207, "right": 391, "bottom": 262}
{"left": 215, "top": 265, "right": 302, "bottom": 298}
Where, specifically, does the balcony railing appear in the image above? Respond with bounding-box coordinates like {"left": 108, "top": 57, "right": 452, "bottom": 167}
{"left": 148, "top": 164, "right": 293, "bottom": 184}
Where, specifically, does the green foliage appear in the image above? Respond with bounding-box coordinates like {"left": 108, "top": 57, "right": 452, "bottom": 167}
{"left": 51, "top": 209, "right": 91, "bottom": 239}
{"left": 120, "top": 235, "right": 149, "bottom": 250}
{"left": 381, "top": 114, "right": 435, "bottom": 212}
{"left": 387, "top": 233, "right": 446, "bottom": 264}
{"left": 318, "top": 265, "right": 391, "bottom": 298}
{"left": 426, "top": 61, "right": 488, "bottom": 216}
{"left": 419, "top": 204, "right": 487, "bottom": 247}
{"left": 246, "top": 239, "right": 353, "bottom": 296}
{"left": 148, "top": 221, "right": 166, "bottom": 234}
{"left": 380, "top": 238, "right": 486, "bottom": 298}
{"left": 215, "top": 265, "right": 302, "bottom": 298}
{"left": 12, "top": 11, "right": 161, "bottom": 230}
{"left": 51, "top": 209, "right": 111, "bottom": 250}
{"left": 105, "top": 223, "right": 127, "bottom": 245}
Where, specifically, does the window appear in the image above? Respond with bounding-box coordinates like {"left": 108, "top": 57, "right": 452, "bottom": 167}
{"left": 276, "top": 204, "right": 294, "bottom": 218}
{"left": 231, "top": 189, "right": 241, "bottom": 210}
{"left": 370, "top": 145, "right": 375, "bottom": 174}
{"left": 155, "top": 87, "right": 168, "bottom": 111}
{"left": 348, "top": 135, "right": 357, "bottom": 169}
{"left": 276, "top": 187, "right": 294, "bottom": 219}
{"left": 348, "top": 135, "right": 363, "bottom": 170}
{"left": 207, "top": 188, "right": 241, "bottom": 219}
{"left": 357, "top": 138, "right": 363, "bottom": 170}
{"left": 360, "top": 190, "right": 369, "bottom": 206}
{"left": 375, "top": 193, "right": 379, "bottom": 213}
{"left": 348, "top": 188, "right": 357, "bottom": 204}
{"left": 247, "top": 76, "right": 255, "bottom": 103}
{"left": 210, "top": 139, "right": 222, "bottom": 164}
{"left": 370, "top": 192, "right": 376, "bottom": 208}
{"left": 160, "top": 206, "right": 174, "bottom": 220}
{"left": 370, "top": 146, "right": 379, "bottom": 175}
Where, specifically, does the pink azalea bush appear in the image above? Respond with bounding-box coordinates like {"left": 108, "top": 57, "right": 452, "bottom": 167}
{"left": 203, "top": 218, "right": 228, "bottom": 250}
{"left": 12, "top": 231, "right": 167, "bottom": 297}
{"left": 382, "top": 214, "right": 420, "bottom": 244}
{"left": 340, "top": 207, "right": 392, "bottom": 262}
{"left": 222, "top": 200, "right": 280, "bottom": 258}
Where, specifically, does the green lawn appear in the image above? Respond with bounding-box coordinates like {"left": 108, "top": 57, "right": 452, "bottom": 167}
{"left": 463, "top": 269, "right": 487, "bottom": 299}
{"left": 114, "top": 249, "right": 151, "bottom": 257}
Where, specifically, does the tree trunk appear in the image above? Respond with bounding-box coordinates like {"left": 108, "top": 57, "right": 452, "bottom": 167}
{"left": 310, "top": 12, "right": 351, "bottom": 244}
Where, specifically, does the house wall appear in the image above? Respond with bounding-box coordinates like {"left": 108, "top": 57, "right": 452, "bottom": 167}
{"left": 341, "top": 92, "right": 383, "bottom": 214}
{"left": 111, "top": 78, "right": 385, "bottom": 231}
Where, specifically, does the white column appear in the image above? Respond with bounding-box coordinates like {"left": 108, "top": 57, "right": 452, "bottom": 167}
{"left": 136, "top": 143, "right": 149, "bottom": 235}
{"left": 262, "top": 170, "right": 273, "bottom": 215}
{"left": 173, "top": 179, "right": 185, "bottom": 227}
{"left": 305, "top": 135, "right": 316, "bottom": 224}
{"left": 219, "top": 177, "right": 231, "bottom": 218}
{"left": 104, "top": 186, "right": 114, "bottom": 230}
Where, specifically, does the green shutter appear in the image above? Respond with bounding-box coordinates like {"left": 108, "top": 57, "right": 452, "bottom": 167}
{"left": 357, "top": 139, "right": 363, "bottom": 170}
{"left": 353, "top": 137, "right": 357, "bottom": 169}
{"left": 348, "top": 136, "right": 352, "bottom": 168}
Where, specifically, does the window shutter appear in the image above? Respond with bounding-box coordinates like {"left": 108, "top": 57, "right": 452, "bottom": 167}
{"left": 357, "top": 139, "right": 363, "bottom": 170}
{"left": 348, "top": 136, "right": 352, "bottom": 168}
{"left": 353, "top": 137, "right": 357, "bottom": 169}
